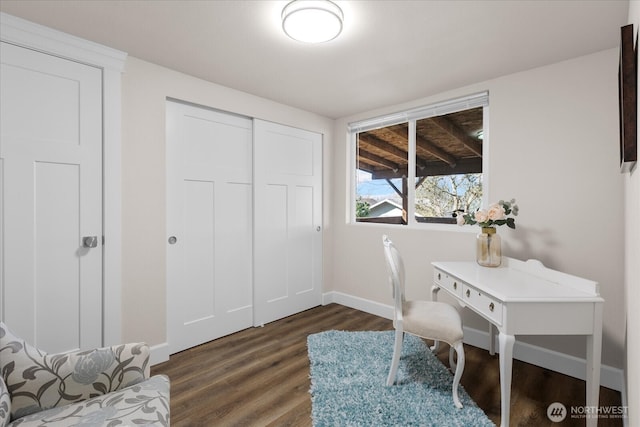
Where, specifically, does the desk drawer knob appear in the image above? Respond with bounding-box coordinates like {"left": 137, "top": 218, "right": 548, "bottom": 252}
{"left": 453, "top": 282, "right": 457, "bottom": 290}
{"left": 465, "top": 289, "right": 470, "bottom": 298}
{"left": 438, "top": 273, "right": 441, "bottom": 280}
{"left": 489, "top": 302, "right": 495, "bottom": 312}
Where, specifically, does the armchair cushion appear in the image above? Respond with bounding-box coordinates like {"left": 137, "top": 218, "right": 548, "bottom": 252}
{"left": 0, "top": 323, "right": 150, "bottom": 420}
{"left": 8, "top": 374, "right": 169, "bottom": 427}
{"left": 0, "top": 377, "right": 9, "bottom": 427}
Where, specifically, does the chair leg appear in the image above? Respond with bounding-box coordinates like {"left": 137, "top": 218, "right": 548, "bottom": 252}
{"left": 448, "top": 345, "right": 457, "bottom": 372}
{"left": 451, "top": 341, "right": 465, "bottom": 409}
{"left": 386, "top": 330, "right": 404, "bottom": 386}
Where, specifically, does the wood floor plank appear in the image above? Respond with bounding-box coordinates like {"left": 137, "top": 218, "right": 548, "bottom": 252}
{"left": 152, "top": 304, "right": 623, "bottom": 426}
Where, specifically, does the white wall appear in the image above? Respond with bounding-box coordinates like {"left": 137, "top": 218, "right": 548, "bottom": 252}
{"left": 331, "top": 48, "right": 625, "bottom": 370}
{"left": 625, "top": 2, "right": 639, "bottom": 423}
{"left": 120, "top": 45, "right": 629, "bottom": 394}
{"left": 120, "top": 57, "right": 334, "bottom": 346}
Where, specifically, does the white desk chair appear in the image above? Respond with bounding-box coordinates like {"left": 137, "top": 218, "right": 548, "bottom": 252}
{"left": 382, "top": 235, "right": 466, "bottom": 408}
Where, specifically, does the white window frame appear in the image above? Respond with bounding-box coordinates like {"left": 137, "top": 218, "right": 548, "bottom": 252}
{"left": 349, "top": 91, "right": 490, "bottom": 229}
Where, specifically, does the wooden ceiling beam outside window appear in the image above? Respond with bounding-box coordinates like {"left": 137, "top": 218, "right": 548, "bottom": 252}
{"left": 357, "top": 158, "right": 377, "bottom": 173}
{"left": 358, "top": 134, "right": 407, "bottom": 162}
{"left": 357, "top": 150, "right": 399, "bottom": 171}
{"left": 415, "top": 134, "right": 458, "bottom": 167}
{"left": 356, "top": 106, "right": 483, "bottom": 180}
{"left": 428, "top": 116, "right": 483, "bottom": 156}
{"left": 370, "top": 158, "right": 482, "bottom": 180}
{"left": 387, "top": 128, "right": 458, "bottom": 168}
{"left": 359, "top": 133, "right": 430, "bottom": 170}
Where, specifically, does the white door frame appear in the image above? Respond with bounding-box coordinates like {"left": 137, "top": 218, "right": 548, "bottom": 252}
{"left": 0, "top": 13, "right": 127, "bottom": 345}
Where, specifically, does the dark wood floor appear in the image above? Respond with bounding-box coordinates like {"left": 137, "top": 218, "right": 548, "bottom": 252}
{"left": 151, "top": 304, "right": 623, "bottom": 426}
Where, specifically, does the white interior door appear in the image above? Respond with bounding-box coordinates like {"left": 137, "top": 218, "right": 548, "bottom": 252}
{"left": 253, "top": 120, "right": 323, "bottom": 326}
{"left": 0, "top": 42, "right": 103, "bottom": 353}
{"left": 166, "top": 101, "right": 254, "bottom": 354}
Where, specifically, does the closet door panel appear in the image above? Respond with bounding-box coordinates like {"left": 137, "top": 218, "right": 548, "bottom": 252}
{"left": 253, "top": 119, "right": 323, "bottom": 326}
{"left": 166, "top": 101, "right": 253, "bottom": 354}
{"left": 290, "top": 185, "right": 314, "bottom": 294}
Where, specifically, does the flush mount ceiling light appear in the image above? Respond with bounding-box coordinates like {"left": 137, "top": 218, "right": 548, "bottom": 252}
{"left": 282, "top": 0, "right": 344, "bottom": 43}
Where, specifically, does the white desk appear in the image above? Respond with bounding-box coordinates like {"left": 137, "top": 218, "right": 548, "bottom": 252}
{"left": 431, "top": 257, "right": 603, "bottom": 427}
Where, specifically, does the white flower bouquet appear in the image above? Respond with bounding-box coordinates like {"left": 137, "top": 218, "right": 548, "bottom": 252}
{"left": 456, "top": 199, "right": 519, "bottom": 229}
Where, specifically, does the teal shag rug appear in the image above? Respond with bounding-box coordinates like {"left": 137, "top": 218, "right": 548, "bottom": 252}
{"left": 307, "top": 330, "right": 495, "bottom": 427}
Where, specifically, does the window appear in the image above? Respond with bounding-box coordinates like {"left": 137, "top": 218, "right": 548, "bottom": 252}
{"left": 351, "top": 92, "right": 487, "bottom": 225}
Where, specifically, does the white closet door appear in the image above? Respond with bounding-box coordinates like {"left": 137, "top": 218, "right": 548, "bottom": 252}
{"left": 0, "top": 42, "right": 103, "bottom": 353}
{"left": 166, "top": 101, "right": 254, "bottom": 354}
{"left": 253, "top": 120, "right": 323, "bottom": 326}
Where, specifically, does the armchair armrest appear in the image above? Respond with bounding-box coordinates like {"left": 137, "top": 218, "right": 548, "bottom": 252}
{"left": 0, "top": 322, "right": 150, "bottom": 420}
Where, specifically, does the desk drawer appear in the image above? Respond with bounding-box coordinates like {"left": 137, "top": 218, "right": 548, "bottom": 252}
{"left": 462, "top": 284, "right": 503, "bottom": 325}
{"left": 434, "top": 269, "right": 463, "bottom": 297}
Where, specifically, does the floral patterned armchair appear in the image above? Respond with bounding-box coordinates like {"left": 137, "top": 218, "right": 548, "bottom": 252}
{"left": 0, "top": 322, "right": 169, "bottom": 426}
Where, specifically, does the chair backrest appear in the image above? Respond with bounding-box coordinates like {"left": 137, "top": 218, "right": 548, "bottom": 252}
{"left": 382, "top": 235, "right": 406, "bottom": 319}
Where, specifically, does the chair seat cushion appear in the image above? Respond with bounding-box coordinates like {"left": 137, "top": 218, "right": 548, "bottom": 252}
{"left": 7, "top": 375, "right": 169, "bottom": 427}
{"left": 402, "top": 300, "right": 464, "bottom": 344}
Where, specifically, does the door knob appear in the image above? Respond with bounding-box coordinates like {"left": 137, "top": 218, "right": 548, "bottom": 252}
{"left": 82, "top": 236, "right": 98, "bottom": 248}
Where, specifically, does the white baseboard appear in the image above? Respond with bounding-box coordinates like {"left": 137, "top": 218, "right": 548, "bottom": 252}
{"left": 462, "top": 325, "right": 626, "bottom": 393}
{"left": 323, "top": 290, "right": 626, "bottom": 394}
{"left": 150, "top": 342, "right": 170, "bottom": 366}
{"left": 324, "top": 290, "right": 394, "bottom": 319}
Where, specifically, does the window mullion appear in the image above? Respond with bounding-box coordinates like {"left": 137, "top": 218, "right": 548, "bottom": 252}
{"left": 481, "top": 105, "right": 490, "bottom": 208}
{"left": 351, "top": 132, "right": 358, "bottom": 222}
{"left": 407, "top": 120, "right": 416, "bottom": 226}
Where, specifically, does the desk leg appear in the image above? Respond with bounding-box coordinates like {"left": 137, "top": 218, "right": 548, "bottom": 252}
{"left": 585, "top": 303, "right": 603, "bottom": 427}
{"left": 489, "top": 323, "right": 496, "bottom": 356}
{"left": 498, "top": 332, "right": 515, "bottom": 427}
{"left": 430, "top": 285, "right": 441, "bottom": 352}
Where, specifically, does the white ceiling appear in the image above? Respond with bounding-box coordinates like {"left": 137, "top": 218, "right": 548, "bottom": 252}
{"left": 0, "top": 0, "right": 630, "bottom": 119}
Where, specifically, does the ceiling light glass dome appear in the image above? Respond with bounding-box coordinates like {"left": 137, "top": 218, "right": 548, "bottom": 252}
{"left": 282, "top": 0, "right": 344, "bottom": 43}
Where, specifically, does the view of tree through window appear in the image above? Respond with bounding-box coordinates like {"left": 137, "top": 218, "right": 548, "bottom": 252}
{"left": 354, "top": 104, "right": 484, "bottom": 225}
{"left": 414, "top": 174, "right": 482, "bottom": 217}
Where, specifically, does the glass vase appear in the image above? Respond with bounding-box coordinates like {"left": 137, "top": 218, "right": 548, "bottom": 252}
{"left": 476, "top": 227, "right": 501, "bottom": 267}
